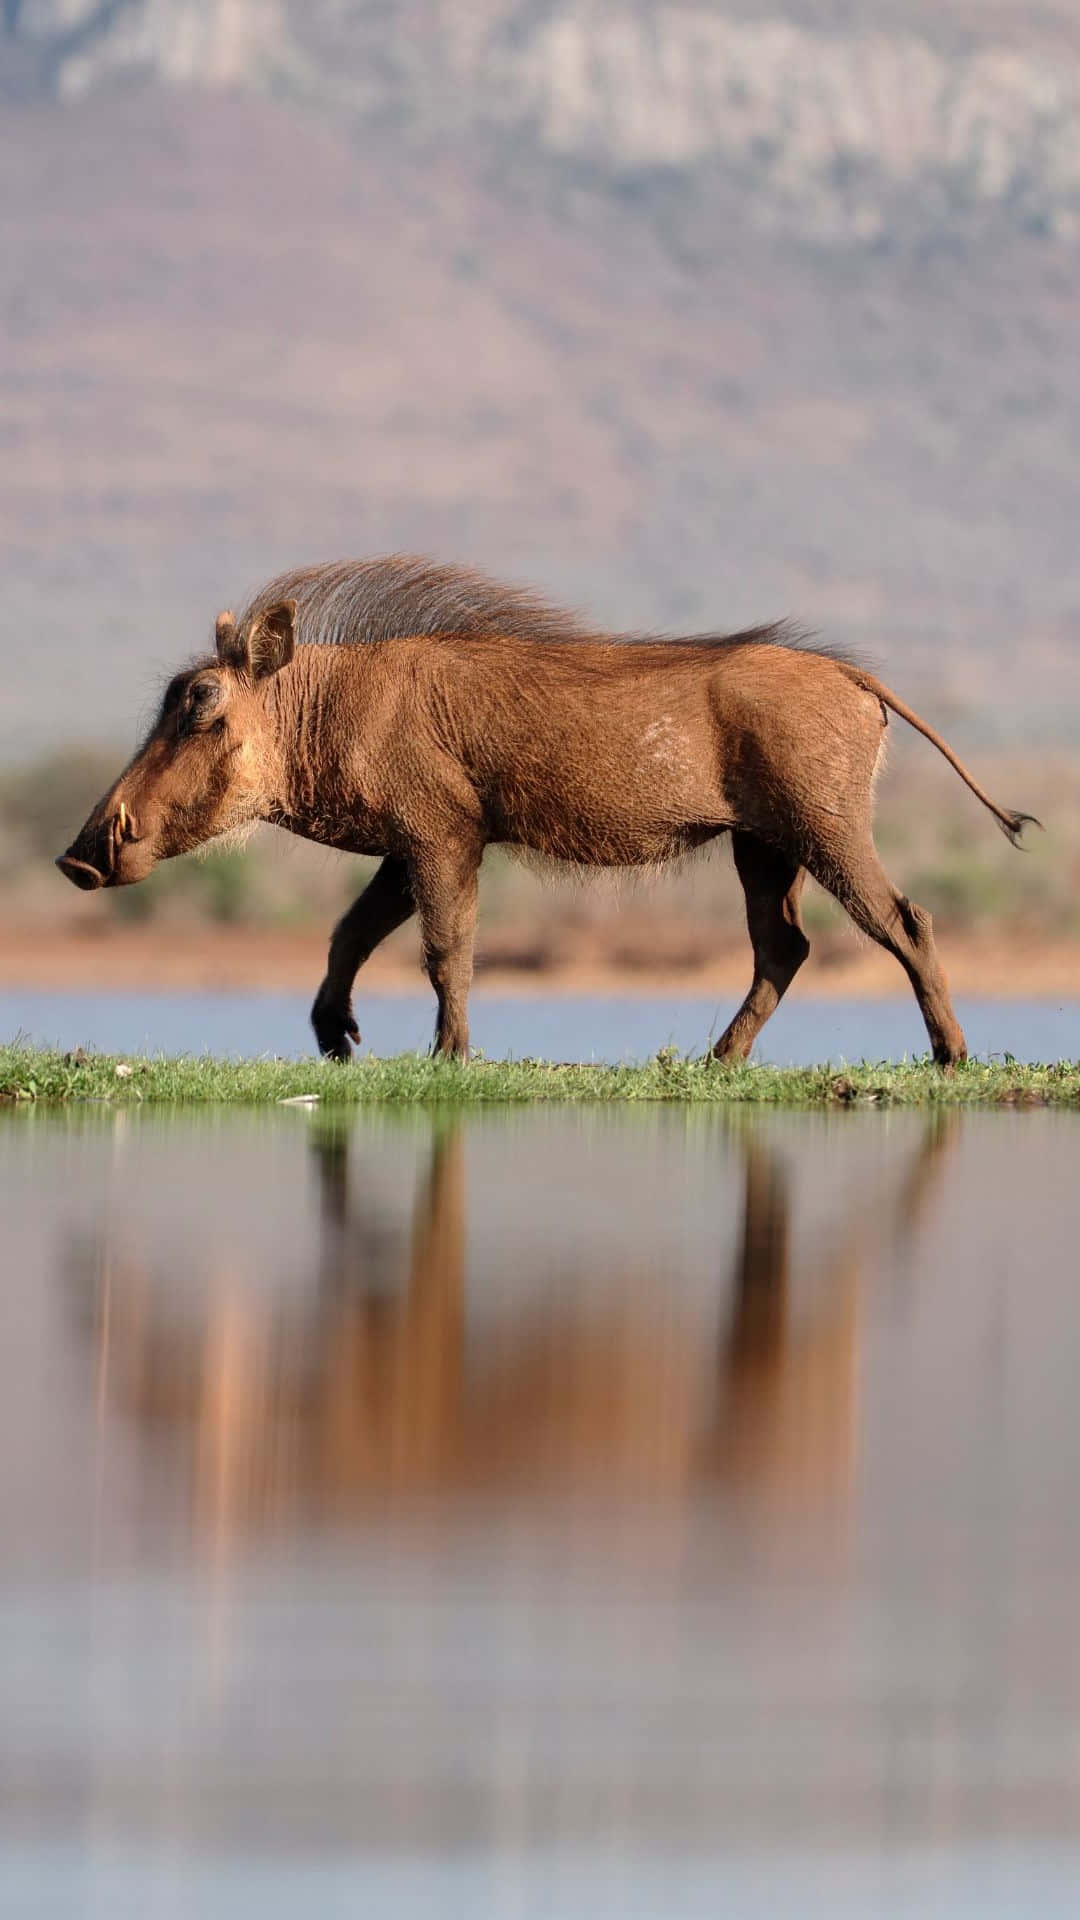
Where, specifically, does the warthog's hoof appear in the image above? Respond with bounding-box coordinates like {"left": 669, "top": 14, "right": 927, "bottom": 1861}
{"left": 311, "top": 990, "right": 360, "bottom": 1063}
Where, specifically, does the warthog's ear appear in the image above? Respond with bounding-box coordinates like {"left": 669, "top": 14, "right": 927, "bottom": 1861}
{"left": 216, "top": 600, "right": 297, "bottom": 680}
{"left": 246, "top": 599, "right": 297, "bottom": 680}
{"left": 215, "top": 609, "right": 243, "bottom": 666}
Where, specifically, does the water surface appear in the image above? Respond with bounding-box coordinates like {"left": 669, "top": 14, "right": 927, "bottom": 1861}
{"left": 1, "top": 1104, "right": 1078, "bottom": 1915}
{"left": 3, "top": 987, "right": 1078, "bottom": 1064}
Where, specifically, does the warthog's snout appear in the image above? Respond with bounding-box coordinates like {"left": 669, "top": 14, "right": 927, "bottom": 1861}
{"left": 57, "top": 801, "right": 139, "bottom": 891}
{"left": 55, "top": 852, "right": 106, "bottom": 890}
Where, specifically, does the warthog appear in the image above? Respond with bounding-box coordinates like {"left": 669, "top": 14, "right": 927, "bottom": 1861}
{"left": 58, "top": 556, "right": 1036, "bottom": 1065}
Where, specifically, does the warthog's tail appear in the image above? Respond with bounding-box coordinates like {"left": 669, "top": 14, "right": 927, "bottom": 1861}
{"left": 845, "top": 668, "right": 1042, "bottom": 848}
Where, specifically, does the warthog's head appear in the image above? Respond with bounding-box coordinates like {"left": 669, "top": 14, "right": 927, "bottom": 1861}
{"left": 56, "top": 602, "right": 296, "bottom": 891}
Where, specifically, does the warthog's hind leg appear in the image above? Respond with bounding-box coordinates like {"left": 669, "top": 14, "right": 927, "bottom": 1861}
{"left": 812, "top": 839, "right": 966, "bottom": 1067}
{"left": 311, "top": 856, "right": 415, "bottom": 1061}
{"left": 713, "top": 834, "right": 809, "bottom": 1064}
{"left": 410, "top": 836, "right": 483, "bottom": 1061}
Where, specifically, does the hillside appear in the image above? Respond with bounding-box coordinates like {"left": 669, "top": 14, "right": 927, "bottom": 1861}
{"left": 2, "top": 5, "right": 1080, "bottom": 752}
{"left": 10, "top": 2, "right": 1080, "bottom": 248}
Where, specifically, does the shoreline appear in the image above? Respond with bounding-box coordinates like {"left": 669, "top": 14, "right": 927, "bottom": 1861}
{"left": 1, "top": 922, "right": 1078, "bottom": 1000}
{"left": 3, "top": 1044, "right": 1079, "bottom": 1106}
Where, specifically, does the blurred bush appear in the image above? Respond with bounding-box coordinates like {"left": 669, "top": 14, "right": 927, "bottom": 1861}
{"left": 0, "top": 749, "right": 122, "bottom": 868}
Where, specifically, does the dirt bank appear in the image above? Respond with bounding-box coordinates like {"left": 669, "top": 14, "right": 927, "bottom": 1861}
{"left": 1, "top": 922, "right": 1077, "bottom": 999}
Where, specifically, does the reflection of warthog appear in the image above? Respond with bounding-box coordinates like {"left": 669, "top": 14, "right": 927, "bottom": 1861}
{"left": 64, "top": 1117, "right": 955, "bottom": 1539}
{"left": 57, "top": 557, "right": 1034, "bottom": 1063}
{"left": 712, "top": 1122, "right": 952, "bottom": 1496}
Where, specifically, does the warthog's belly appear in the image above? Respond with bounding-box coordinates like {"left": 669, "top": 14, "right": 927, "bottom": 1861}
{"left": 494, "top": 815, "right": 724, "bottom": 870}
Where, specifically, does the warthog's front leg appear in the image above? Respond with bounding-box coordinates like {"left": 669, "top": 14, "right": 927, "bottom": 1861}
{"left": 713, "top": 834, "right": 810, "bottom": 1064}
{"left": 409, "top": 837, "right": 483, "bottom": 1060}
{"left": 311, "top": 856, "right": 415, "bottom": 1061}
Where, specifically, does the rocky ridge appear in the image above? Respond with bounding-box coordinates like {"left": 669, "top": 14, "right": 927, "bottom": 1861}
{"left": 7, "top": 1, "right": 1080, "bottom": 247}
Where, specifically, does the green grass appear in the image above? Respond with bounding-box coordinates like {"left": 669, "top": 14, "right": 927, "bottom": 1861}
{"left": 2, "top": 1044, "right": 1079, "bottom": 1108}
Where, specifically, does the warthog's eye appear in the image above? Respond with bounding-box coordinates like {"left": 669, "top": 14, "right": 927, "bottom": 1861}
{"left": 178, "top": 678, "right": 225, "bottom": 735}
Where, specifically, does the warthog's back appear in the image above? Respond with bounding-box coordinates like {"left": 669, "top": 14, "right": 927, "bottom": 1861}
{"left": 358, "top": 629, "right": 882, "bottom": 868}
{"left": 247, "top": 556, "right": 873, "bottom": 868}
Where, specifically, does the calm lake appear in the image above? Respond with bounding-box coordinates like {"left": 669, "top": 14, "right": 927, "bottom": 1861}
{"left": 3, "top": 987, "right": 1079, "bottom": 1065}
{"left": 1, "top": 1103, "right": 1078, "bottom": 1916}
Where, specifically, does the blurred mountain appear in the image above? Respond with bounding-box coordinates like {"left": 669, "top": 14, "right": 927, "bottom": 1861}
{"left": 10, "top": 1, "right": 1080, "bottom": 248}
{"left": 3, "top": 2, "right": 1080, "bottom": 752}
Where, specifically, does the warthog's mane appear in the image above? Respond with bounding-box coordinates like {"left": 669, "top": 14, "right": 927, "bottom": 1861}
{"left": 237, "top": 556, "right": 862, "bottom": 668}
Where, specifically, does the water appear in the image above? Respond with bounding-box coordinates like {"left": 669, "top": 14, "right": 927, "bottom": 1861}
{"left": 3, "top": 987, "right": 1079, "bottom": 1064}
{"left": 2, "top": 1102, "right": 1078, "bottom": 1916}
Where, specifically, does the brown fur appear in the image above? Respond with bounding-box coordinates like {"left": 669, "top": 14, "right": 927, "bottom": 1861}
{"left": 56, "top": 556, "right": 1039, "bottom": 1065}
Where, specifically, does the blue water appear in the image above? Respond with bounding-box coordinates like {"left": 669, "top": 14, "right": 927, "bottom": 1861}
{"left": 1, "top": 987, "right": 1077, "bottom": 1064}
{"left": 3, "top": 1843, "right": 1076, "bottom": 1920}
{"left": 3, "top": 1105, "right": 1079, "bottom": 1917}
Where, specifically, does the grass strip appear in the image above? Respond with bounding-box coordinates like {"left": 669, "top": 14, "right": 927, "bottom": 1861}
{"left": 1, "top": 1045, "right": 1079, "bottom": 1107}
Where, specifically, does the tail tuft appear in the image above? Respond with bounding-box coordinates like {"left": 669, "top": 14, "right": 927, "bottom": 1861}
{"left": 998, "top": 810, "right": 1043, "bottom": 850}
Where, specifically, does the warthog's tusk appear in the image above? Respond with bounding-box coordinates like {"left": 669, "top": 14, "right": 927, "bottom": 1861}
{"left": 117, "top": 801, "right": 127, "bottom": 837}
